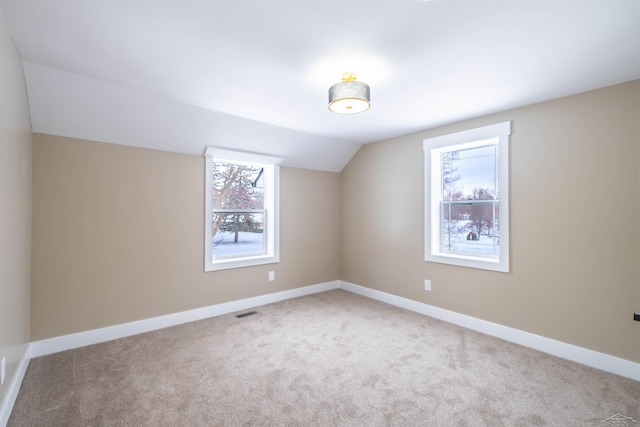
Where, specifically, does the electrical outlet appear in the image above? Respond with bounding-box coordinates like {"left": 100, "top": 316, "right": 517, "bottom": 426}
{"left": 424, "top": 279, "right": 431, "bottom": 291}
{"left": 1, "top": 356, "right": 6, "bottom": 386}
{"left": 268, "top": 271, "right": 275, "bottom": 281}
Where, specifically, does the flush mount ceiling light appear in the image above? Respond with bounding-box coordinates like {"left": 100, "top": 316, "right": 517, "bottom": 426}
{"left": 328, "top": 72, "right": 370, "bottom": 114}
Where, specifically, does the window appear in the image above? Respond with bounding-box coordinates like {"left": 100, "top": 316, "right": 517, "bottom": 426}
{"left": 423, "top": 121, "right": 511, "bottom": 272}
{"left": 204, "top": 147, "right": 284, "bottom": 271}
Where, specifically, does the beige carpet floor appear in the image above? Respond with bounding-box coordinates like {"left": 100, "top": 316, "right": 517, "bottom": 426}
{"left": 8, "top": 289, "right": 640, "bottom": 426}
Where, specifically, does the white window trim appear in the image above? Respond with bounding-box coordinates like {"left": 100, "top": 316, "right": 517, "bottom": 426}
{"left": 204, "top": 147, "right": 284, "bottom": 272}
{"left": 423, "top": 121, "right": 511, "bottom": 273}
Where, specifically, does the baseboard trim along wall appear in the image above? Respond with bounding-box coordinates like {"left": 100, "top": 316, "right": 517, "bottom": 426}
{"left": 18, "top": 278, "right": 639, "bottom": 404}
{"left": 0, "top": 344, "right": 32, "bottom": 427}
{"left": 31, "top": 281, "right": 340, "bottom": 358}
{"left": 339, "top": 281, "right": 640, "bottom": 382}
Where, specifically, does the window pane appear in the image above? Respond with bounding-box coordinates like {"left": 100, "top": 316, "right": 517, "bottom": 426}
{"left": 441, "top": 201, "right": 499, "bottom": 257}
{"left": 443, "top": 143, "right": 497, "bottom": 200}
{"left": 440, "top": 142, "right": 499, "bottom": 257}
{"left": 212, "top": 162, "right": 264, "bottom": 210}
{"left": 213, "top": 212, "right": 265, "bottom": 258}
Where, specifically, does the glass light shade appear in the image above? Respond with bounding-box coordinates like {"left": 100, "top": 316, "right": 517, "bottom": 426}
{"left": 328, "top": 80, "right": 370, "bottom": 114}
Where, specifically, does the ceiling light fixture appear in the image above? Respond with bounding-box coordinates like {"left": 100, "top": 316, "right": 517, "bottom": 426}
{"left": 328, "top": 72, "right": 370, "bottom": 114}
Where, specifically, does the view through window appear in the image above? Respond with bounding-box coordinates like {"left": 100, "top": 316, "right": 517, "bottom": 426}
{"left": 212, "top": 162, "right": 266, "bottom": 259}
{"left": 441, "top": 141, "right": 499, "bottom": 257}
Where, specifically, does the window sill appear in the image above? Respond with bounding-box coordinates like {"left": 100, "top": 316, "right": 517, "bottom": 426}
{"left": 205, "top": 254, "right": 279, "bottom": 272}
{"left": 426, "top": 252, "right": 508, "bottom": 273}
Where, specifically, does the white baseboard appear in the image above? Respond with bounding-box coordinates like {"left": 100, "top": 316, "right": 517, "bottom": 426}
{"left": 0, "top": 344, "right": 31, "bottom": 427}
{"left": 339, "top": 281, "right": 640, "bottom": 382}
{"left": 31, "top": 280, "right": 340, "bottom": 358}
{"left": 16, "top": 277, "right": 640, "bottom": 412}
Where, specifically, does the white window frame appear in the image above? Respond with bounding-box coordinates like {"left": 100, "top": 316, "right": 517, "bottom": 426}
{"left": 204, "top": 147, "right": 284, "bottom": 271}
{"left": 423, "top": 121, "right": 511, "bottom": 273}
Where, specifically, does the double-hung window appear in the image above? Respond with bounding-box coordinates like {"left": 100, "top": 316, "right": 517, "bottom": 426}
{"left": 423, "top": 121, "right": 511, "bottom": 272}
{"left": 204, "top": 147, "right": 283, "bottom": 271}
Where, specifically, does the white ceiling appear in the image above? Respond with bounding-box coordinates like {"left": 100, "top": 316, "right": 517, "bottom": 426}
{"left": 1, "top": 0, "right": 639, "bottom": 172}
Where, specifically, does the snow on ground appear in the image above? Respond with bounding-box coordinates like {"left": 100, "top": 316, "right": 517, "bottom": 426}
{"left": 446, "top": 233, "right": 498, "bottom": 256}
{"left": 212, "top": 230, "right": 498, "bottom": 258}
{"left": 213, "top": 231, "right": 264, "bottom": 257}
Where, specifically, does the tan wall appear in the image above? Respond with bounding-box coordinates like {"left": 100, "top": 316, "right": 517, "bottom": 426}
{"left": 0, "top": 11, "right": 32, "bottom": 408}
{"left": 341, "top": 81, "right": 640, "bottom": 362}
{"left": 31, "top": 135, "right": 340, "bottom": 340}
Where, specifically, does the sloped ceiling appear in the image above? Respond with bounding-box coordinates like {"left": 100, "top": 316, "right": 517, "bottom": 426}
{"left": 1, "top": 0, "right": 639, "bottom": 172}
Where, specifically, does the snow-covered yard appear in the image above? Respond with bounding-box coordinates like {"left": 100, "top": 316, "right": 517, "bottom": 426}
{"left": 444, "top": 233, "right": 498, "bottom": 256}
{"left": 213, "top": 231, "right": 264, "bottom": 257}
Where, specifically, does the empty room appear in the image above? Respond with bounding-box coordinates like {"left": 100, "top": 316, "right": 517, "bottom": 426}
{"left": 1, "top": 1, "right": 639, "bottom": 426}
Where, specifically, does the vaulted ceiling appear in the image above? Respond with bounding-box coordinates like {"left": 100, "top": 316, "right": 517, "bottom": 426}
{"left": 1, "top": 0, "right": 639, "bottom": 171}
